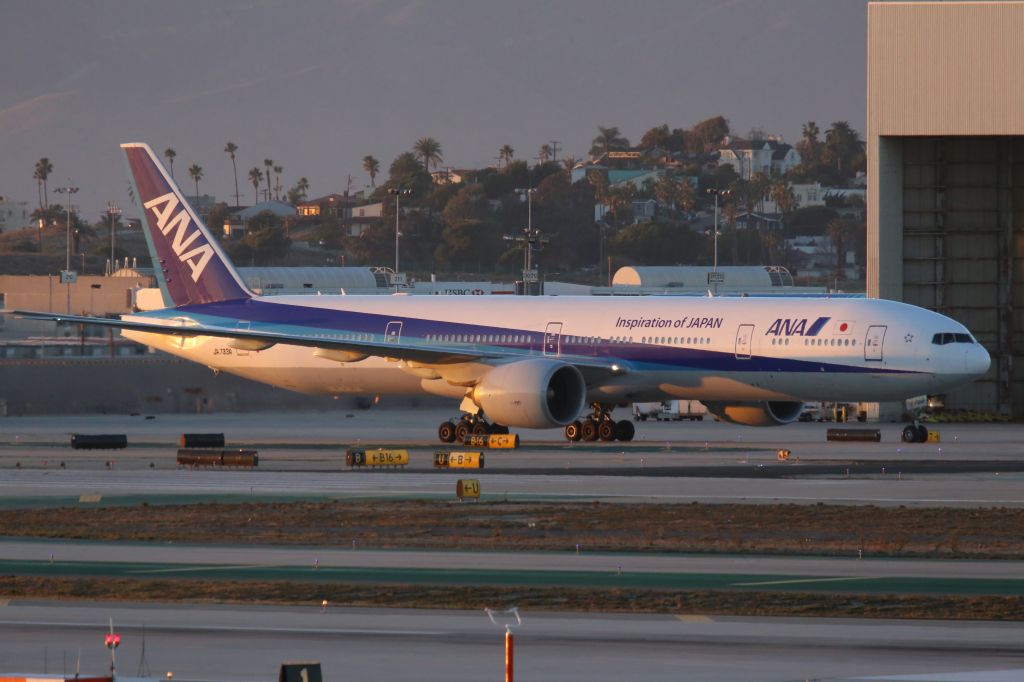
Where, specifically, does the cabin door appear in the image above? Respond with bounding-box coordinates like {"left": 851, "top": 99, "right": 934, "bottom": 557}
{"left": 735, "top": 324, "right": 754, "bottom": 359}
{"left": 385, "top": 321, "right": 403, "bottom": 344}
{"left": 864, "top": 325, "right": 886, "bottom": 361}
{"left": 544, "top": 322, "right": 562, "bottom": 356}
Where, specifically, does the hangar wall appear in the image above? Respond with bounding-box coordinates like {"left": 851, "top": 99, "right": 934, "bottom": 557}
{"left": 867, "top": 2, "right": 1024, "bottom": 415}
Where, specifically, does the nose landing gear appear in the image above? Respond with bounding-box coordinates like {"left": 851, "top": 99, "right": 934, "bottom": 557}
{"left": 565, "top": 404, "right": 635, "bottom": 442}
{"left": 901, "top": 421, "right": 930, "bottom": 443}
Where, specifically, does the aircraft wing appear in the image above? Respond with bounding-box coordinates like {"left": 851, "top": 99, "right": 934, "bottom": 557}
{"left": 13, "top": 310, "right": 628, "bottom": 374}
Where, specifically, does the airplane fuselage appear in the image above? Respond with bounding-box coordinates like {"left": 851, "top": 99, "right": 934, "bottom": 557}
{"left": 124, "top": 293, "right": 989, "bottom": 404}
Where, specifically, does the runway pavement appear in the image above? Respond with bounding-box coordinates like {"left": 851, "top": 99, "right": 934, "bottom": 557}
{"left": 0, "top": 600, "right": 1022, "bottom": 682}
{"left": 3, "top": 466, "right": 1024, "bottom": 507}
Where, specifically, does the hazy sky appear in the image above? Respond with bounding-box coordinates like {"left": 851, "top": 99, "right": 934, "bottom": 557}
{"left": 1, "top": 0, "right": 866, "bottom": 220}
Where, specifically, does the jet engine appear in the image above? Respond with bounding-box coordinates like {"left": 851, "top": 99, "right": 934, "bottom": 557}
{"left": 471, "top": 358, "right": 586, "bottom": 429}
{"left": 701, "top": 400, "right": 803, "bottom": 426}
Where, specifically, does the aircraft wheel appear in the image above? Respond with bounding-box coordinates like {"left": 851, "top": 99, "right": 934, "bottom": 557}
{"left": 454, "top": 420, "right": 471, "bottom": 443}
{"left": 581, "top": 419, "right": 599, "bottom": 442}
{"left": 614, "top": 419, "right": 635, "bottom": 442}
{"left": 471, "top": 421, "right": 490, "bottom": 436}
{"left": 598, "top": 419, "right": 616, "bottom": 441}
{"left": 491, "top": 423, "right": 509, "bottom": 435}
{"left": 438, "top": 421, "right": 456, "bottom": 444}
{"left": 901, "top": 425, "right": 919, "bottom": 443}
{"left": 564, "top": 421, "right": 582, "bottom": 442}
{"left": 916, "top": 424, "right": 929, "bottom": 443}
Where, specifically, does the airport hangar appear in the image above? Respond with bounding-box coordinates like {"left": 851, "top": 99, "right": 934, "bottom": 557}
{"left": 868, "top": 1, "right": 1024, "bottom": 416}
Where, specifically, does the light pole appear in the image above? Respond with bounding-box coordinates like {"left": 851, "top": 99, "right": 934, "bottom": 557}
{"left": 54, "top": 183, "right": 79, "bottom": 313}
{"left": 106, "top": 202, "right": 121, "bottom": 275}
{"left": 514, "top": 188, "right": 537, "bottom": 275}
{"left": 387, "top": 188, "right": 412, "bottom": 290}
{"left": 706, "top": 187, "right": 730, "bottom": 272}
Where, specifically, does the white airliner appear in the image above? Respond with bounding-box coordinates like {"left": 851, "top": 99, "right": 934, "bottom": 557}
{"left": 18, "top": 143, "right": 990, "bottom": 443}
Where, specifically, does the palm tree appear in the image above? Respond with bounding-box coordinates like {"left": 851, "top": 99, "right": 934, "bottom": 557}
{"left": 224, "top": 141, "right": 240, "bottom": 207}
{"left": 362, "top": 155, "right": 380, "bottom": 188}
{"left": 296, "top": 176, "right": 310, "bottom": 198}
{"left": 826, "top": 218, "right": 856, "bottom": 276}
{"left": 589, "top": 126, "right": 630, "bottom": 158}
{"left": 498, "top": 144, "right": 515, "bottom": 168}
{"left": 263, "top": 159, "right": 273, "bottom": 202}
{"left": 562, "top": 155, "right": 579, "bottom": 172}
{"left": 653, "top": 177, "right": 696, "bottom": 213}
{"left": 33, "top": 157, "right": 53, "bottom": 211}
{"left": 609, "top": 184, "right": 637, "bottom": 226}
{"left": 413, "top": 137, "right": 443, "bottom": 173}
{"left": 248, "top": 167, "right": 263, "bottom": 204}
{"left": 188, "top": 164, "right": 203, "bottom": 198}
{"left": 164, "top": 148, "right": 176, "bottom": 179}
{"left": 824, "top": 121, "right": 862, "bottom": 174}
{"left": 273, "top": 165, "right": 283, "bottom": 200}
{"left": 538, "top": 144, "right": 553, "bottom": 163}
{"left": 769, "top": 179, "right": 797, "bottom": 232}
{"left": 722, "top": 201, "right": 740, "bottom": 265}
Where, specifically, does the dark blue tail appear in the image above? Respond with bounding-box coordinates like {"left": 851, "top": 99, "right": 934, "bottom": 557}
{"left": 122, "top": 143, "right": 251, "bottom": 307}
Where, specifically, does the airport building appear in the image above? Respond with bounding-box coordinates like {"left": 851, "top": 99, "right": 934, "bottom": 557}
{"left": 867, "top": 1, "right": 1024, "bottom": 415}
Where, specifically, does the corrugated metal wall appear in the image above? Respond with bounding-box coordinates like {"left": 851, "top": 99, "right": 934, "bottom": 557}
{"left": 868, "top": 2, "right": 1024, "bottom": 136}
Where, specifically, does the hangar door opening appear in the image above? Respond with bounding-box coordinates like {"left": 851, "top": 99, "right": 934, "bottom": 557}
{"left": 900, "top": 137, "right": 1024, "bottom": 415}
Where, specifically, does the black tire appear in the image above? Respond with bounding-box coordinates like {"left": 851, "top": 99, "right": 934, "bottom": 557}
{"left": 916, "top": 424, "right": 929, "bottom": 443}
{"left": 581, "top": 419, "right": 599, "bottom": 442}
{"left": 564, "top": 421, "right": 582, "bottom": 442}
{"left": 438, "top": 421, "right": 456, "bottom": 444}
{"left": 454, "top": 421, "right": 471, "bottom": 443}
{"left": 901, "top": 425, "right": 918, "bottom": 443}
{"left": 471, "top": 421, "right": 490, "bottom": 436}
{"left": 598, "top": 419, "right": 616, "bottom": 441}
{"left": 614, "top": 419, "right": 635, "bottom": 442}
{"left": 492, "top": 423, "right": 509, "bottom": 435}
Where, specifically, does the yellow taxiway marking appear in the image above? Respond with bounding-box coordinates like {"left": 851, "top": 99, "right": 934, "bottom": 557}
{"left": 676, "top": 614, "right": 713, "bottom": 623}
{"left": 732, "top": 576, "right": 875, "bottom": 587}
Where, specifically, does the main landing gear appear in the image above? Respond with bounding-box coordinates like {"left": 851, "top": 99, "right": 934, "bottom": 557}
{"left": 564, "top": 403, "right": 635, "bottom": 443}
{"left": 438, "top": 414, "right": 509, "bottom": 444}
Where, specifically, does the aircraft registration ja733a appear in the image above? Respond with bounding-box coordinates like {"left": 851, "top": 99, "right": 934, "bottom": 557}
{"left": 17, "top": 143, "right": 990, "bottom": 443}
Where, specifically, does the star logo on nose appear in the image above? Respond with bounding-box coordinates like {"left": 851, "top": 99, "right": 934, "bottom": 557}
{"left": 904, "top": 333, "right": 914, "bottom": 343}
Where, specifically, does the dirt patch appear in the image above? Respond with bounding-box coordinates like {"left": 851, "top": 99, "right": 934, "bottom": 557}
{"left": 3, "top": 500, "right": 1024, "bottom": 559}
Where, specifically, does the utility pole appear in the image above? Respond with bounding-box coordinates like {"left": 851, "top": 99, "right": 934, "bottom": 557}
{"left": 549, "top": 140, "right": 561, "bottom": 165}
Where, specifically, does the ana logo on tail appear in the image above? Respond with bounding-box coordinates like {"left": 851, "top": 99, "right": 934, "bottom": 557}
{"left": 143, "top": 192, "right": 215, "bottom": 282}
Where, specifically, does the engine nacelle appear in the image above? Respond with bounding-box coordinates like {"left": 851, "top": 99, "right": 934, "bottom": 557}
{"left": 702, "top": 400, "right": 803, "bottom": 426}
{"left": 471, "top": 359, "right": 586, "bottom": 429}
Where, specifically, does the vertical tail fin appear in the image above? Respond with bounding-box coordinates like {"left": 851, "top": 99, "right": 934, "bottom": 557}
{"left": 122, "top": 143, "right": 251, "bottom": 307}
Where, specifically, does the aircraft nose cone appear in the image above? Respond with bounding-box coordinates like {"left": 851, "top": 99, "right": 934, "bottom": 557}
{"left": 965, "top": 345, "right": 991, "bottom": 377}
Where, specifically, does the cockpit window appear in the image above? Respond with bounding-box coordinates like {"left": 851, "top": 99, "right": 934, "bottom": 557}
{"left": 932, "top": 332, "right": 975, "bottom": 345}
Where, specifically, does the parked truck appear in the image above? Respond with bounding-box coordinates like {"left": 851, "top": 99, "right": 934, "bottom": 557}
{"left": 632, "top": 400, "right": 706, "bottom": 422}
